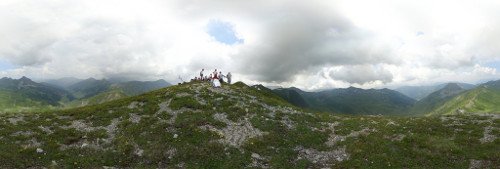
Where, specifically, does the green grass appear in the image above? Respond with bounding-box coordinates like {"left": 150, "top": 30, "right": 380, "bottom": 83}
{"left": 65, "top": 88, "right": 127, "bottom": 108}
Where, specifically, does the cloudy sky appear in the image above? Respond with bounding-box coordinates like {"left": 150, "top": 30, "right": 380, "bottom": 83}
{"left": 0, "top": 0, "right": 499, "bottom": 90}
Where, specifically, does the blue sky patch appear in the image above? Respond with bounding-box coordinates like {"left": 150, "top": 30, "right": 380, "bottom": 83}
{"left": 485, "top": 60, "right": 500, "bottom": 70}
{"left": 207, "top": 20, "right": 244, "bottom": 45}
{"left": 0, "top": 59, "right": 16, "bottom": 71}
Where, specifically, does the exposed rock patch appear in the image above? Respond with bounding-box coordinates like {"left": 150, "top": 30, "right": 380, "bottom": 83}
{"left": 385, "top": 134, "right": 406, "bottom": 142}
{"left": 22, "top": 138, "right": 42, "bottom": 149}
{"left": 280, "top": 115, "right": 295, "bottom": 129}
{"left": 220, "top": 121, "right": 263, "bottom": 147}
{"left": 56, "top": 115, "right": 71, "bottom": 120}
{"left": 296, "top": 146, "right": 349, "bottom": 167}
{"left": 175, "top": 92, "right": 191, "bottom": 97}
{"left": 325, "top": 124, "right": 376, "bottom": 147}
{"left": 103, "top": 118, "right": 120, "bottom": 144}
{"left": 249, "top": 153, "right": 269, "bottom": 168}
{"left": 157, "top": 100, "right": 170, "bottom": 114}
{"left": 129, "top": 113, "right": 141, "bottom": 123}
{"left": 156, "top": 99, "right": 193, "bottom": 124}
{"left": 133, "top": 143, "right": 144, "bottom": 157}
{"left": 213, "top": 113, "right": 232, "bottom": 124}
{"left": 165, "top": 148, "right": 177, "bottom": 159}
{"left": 469, "top": 159, "right": 492, "bottom": 169}
{"left": 386, "top": 120, "right": 398, "bottom": 126}
{"left": 59, "top": 138, "right": 105, "bottom": 150}
{"left": 11, "top": 131, "right": 34, "bottom": 137}
{"left": 38, "top": 125, "right": 54, "bottom": 134}
{"left": 209, "top": 113, "right": 265, "bottom": 148}
{"left": 8, "top": 116, "right": 25, "bottom": 125}
{"left": 128, "top": 101, "right": 146, "bottom": 109}
{"left": 479, "top": 126, "right": 496, "bottom": 144}
{"left": 58, "top": 118, "right": 120, "bottom": 149}
{"left": 61, "top": 120, "right": 95, "bottom": 132}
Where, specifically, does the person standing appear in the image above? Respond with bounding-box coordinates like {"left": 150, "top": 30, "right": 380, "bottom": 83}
{"left": 227, "top": 72, "right": 232, "bottom": 84}
{"left": 219, "top": 71, "right": 225, "bottom": 83}
{"left": 213, "top": 69, "right": 218, "bottom": 79}
{"left": 200, "top": 69, "right": 204, "bottom": 80}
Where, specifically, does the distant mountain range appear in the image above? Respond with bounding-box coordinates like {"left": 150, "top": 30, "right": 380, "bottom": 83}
{"left": 0, "top": 77, "right": 172, "bottom": 111}
{"left": 43, "top": 77, "right": 83, "bottom": 89}
{"left": 0, "top": 77, "right": 74, "bottom": 110}
{"left": 272, "top": 86, "right": 416, "bottom": 115}
{"left": 271, "top": 80, "right": 499, "bottom": 116}
{"left": 395, "top": 83, "right": 476, "bottom": 100}
{"left": 2, "top": 76, "right": 499, "bottom": 115}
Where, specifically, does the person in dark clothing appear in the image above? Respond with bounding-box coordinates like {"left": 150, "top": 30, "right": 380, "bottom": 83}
{"left": 219, "top": 71, "right": 225, "bottom": 83}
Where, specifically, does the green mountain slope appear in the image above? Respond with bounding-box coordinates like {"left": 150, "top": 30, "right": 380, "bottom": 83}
{"left": 68, "top": 78, "right": 113, "bottom": 99}
{"left": 411, "top": 83, "right": 467, "bottom": 115}
{"left": 1, "top": 81, "right": 497, "bottom": 168}
{"left": 65, "top": 87, "right": 127, "bottom": 108}
{"left": 0, "top": 77, "right": 172, "bottom": 111}
{"left": 66, "top": 79, "right": 171, "bottom": 108}
{"left": 427, "top": 80, "right": 500, "bottom": 115}
{"left": 273, "top": 87, "right": 416, "bottom": 115}
{"left": 272, "top": 88, "right": 309, "bottom": 108}
{"left": 115, "top": 79, "right": 171, "bottom": 96}
{"left": 0, "top": 77, "right": 74, "bottom": 111}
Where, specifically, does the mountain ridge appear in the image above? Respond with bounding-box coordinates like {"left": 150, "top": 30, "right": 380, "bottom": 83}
{"left": 0, "top": 77, "right": 171, "bottom": 111}
{"left": 426, "top": 80, "right": 500, "bottom": 115}
{"left": 272, "top": 86, "right": 416, "bottom": 115}
{"left": 0, "top": 77, "right": 74, "bottom": 111}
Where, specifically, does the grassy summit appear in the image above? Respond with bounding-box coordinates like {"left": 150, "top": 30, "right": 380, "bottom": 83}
{"left": 0, "top": 81, "right": 498, "bottom": 168}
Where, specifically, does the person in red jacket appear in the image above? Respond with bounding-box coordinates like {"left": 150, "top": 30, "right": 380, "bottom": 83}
{"left": 213, "top": 69, "right": 218, "bottom": 79}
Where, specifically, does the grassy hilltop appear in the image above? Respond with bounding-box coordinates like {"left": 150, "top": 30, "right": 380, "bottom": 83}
{"left": 0, "top": 81, "right": 498, "bottom": 168}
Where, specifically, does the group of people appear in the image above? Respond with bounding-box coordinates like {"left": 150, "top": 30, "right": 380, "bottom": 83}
{"left": 192, "top": 68, "right": 232, "bottom": 87}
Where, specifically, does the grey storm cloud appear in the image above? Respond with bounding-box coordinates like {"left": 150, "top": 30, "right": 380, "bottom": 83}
{"left": 180, "top": 0, "right": 398, "bottom": 83}
{"left": 330, "top": 65, "right": 393, "bottom": 84}
{"left": 237, "top": 25, "right": 396, "bottom": 83}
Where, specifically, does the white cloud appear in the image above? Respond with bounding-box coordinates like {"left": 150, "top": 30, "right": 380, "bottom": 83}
{"left": 329, "top": 64, "right": 393, "bottom": 85}
{"left": 0, "top": 0, "right": 499, "bottom": 89}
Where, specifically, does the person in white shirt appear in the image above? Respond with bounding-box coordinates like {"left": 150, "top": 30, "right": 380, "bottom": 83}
{"left": 227, "top": 72, "right": 232, "bottom": 84}
{"left": 200, "top": 69, "right": 204, "bottom": 80}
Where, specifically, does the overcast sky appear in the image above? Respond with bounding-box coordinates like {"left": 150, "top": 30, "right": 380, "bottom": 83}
{"left": 0, "top": 0, "right": 499, "bottom": 90}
